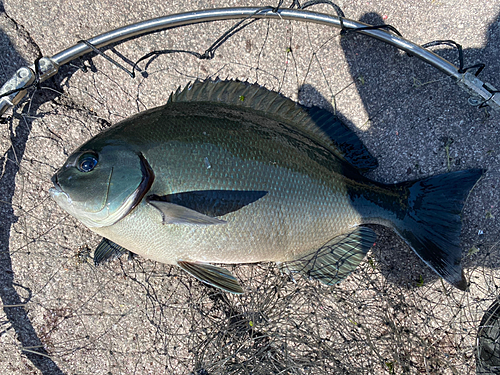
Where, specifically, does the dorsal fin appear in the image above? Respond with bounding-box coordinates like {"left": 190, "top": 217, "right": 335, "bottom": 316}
{"left": 168, "top": 79, "right": 377, "bottom": 171}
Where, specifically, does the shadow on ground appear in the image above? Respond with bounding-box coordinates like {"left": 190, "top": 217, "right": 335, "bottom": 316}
{"left": 0, "top": 2, "right": 66, "bottom": 373}
{"left": 337, "top": 11, "right": 500, "bottom": 287}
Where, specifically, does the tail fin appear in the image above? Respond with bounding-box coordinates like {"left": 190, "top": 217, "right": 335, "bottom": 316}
{"left": 392, "top": 169, "right": 484, "bottom": 290}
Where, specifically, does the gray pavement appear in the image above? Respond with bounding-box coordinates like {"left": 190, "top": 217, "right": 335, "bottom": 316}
{"left": 1, "top": 0, "right": 499, "bottom": 374}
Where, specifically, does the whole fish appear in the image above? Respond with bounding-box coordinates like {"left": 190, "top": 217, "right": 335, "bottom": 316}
{"left": 50, "top": 80, "right": 483, "bottom": 293}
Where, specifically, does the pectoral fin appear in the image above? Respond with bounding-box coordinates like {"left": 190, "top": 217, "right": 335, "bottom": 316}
{"left": 147, "top": 198, "right": 226, "bottom": 225}
{"left": 148, "top": 190, "right": 268, "bottom": 217}
{"left": 177, "top": 261, "right": 244, "bottom": 294}
{"left": 94, "top": 238, "right": 128, "bottom": 266}
{"left": 284, "top": 227, "right": 377, "bottom": 285}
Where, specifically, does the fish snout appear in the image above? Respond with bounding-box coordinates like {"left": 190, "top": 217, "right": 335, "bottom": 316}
{"left": 49, "top": 172, "right": 66, "bottom": 199}
{"left": 51, "top": 173, "right": 59, "bottom": 187}
{"left": 50, "top": 173, "right": 62, "bottom": 191}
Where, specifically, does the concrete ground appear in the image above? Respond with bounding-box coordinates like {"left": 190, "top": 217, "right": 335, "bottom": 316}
{"left": 1, "top": 0, "right": 499, "bottom": 374}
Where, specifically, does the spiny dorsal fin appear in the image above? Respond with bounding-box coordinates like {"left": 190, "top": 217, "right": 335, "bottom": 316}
{"left": 168, "top": 79, "right": 377, "bottom": 171}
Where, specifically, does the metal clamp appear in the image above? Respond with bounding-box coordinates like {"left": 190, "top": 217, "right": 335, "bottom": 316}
{"left": 0, "top": 57, "right": 59, "bottom": 116}
{"left": 36, "top": 56, "right": 59, "bottom": 80}
{"left": 457, "top": 72, "right": 500, "bottom": 111}
{"left": 0, "top": 67, "right": 35, "bottom": 115}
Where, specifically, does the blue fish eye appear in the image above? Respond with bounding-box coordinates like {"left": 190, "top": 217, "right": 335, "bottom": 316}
{"left": 78, "top": 153, "right": 98, "bottom": 172}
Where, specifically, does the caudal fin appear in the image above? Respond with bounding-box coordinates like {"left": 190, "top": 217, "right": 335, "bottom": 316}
{"left": 392, "top": 169, "right": 484, "bottom": 290}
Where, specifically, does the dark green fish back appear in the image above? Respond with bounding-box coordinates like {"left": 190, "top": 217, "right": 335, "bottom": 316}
{"left": 168, "top": 79, "right": 378, "bottom": 171}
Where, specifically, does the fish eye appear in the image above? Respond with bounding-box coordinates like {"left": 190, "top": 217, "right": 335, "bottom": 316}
{"left": 77, "top": 153, "right": 98, "bottom": 173}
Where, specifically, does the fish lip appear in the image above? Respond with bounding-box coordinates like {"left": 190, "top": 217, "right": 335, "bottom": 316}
{"left": 49, "top": 173, "right": 63, "bottom": 194}
{"left": 49, "top": 172, "right": 71, "bottom": 201}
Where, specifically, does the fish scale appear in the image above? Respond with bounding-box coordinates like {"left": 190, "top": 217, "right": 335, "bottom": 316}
{"left": 50, "top": 79, "right": 483, "bottom": 293}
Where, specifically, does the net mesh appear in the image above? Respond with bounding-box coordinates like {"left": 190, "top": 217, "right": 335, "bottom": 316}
{"left": 1, "top": 5, "right": 499, "bottom": 374}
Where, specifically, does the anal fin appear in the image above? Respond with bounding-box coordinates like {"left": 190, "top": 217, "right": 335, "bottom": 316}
{"left": 283, "top": 227, "right": 376, "bottom": 285}
{"left": 177, "top": 261, "right": 243, "bottom": 294}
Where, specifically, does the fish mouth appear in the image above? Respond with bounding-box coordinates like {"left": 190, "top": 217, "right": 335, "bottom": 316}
{"left": 49, "top": 173, "right": 72, "bottom": 205}
{"left": 49, "top": 173, "right": 64, "bottom": 195}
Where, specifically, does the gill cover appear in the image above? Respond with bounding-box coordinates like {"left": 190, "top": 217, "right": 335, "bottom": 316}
{"left": 50, "top": 142, "right": 153, "bottom": 228}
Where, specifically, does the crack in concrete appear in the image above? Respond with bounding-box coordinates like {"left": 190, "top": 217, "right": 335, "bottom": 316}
{"left": 0, "top": 2, "right": 42, "bottom": 59}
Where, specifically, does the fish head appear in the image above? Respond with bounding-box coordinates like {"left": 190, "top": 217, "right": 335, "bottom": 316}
{"left": 50, "top": 139, "right": 154, "bottom": 228}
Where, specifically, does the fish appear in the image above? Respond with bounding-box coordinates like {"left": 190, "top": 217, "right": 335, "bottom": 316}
{"left": 49, "top": 79, "right": 483, "bottom": 294}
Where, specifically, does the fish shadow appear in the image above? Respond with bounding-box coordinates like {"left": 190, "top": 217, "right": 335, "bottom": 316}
{"left": 299, "top": 11, "right": 500, "bottom": 289}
